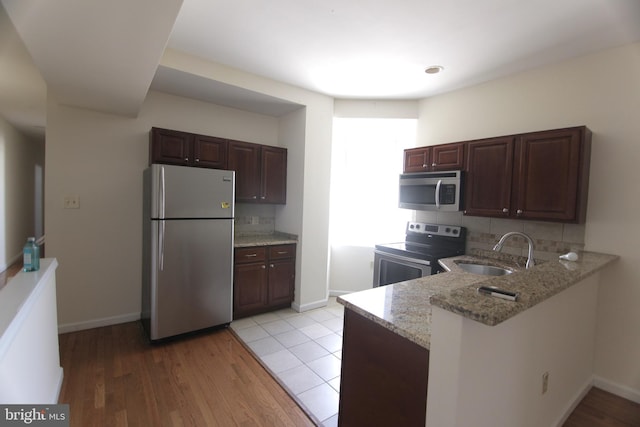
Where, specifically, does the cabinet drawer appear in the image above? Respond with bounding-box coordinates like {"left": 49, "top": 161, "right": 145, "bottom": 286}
{"left": 235, "top": 247, "right": 267, "bottom": 264}
{"left": 269, "top": 244, "right": 295, "bottom": 260}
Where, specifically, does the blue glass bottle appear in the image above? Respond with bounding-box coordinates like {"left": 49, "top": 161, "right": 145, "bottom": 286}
{"left": 23, "top": 237, "right": 40, "bottom": 272}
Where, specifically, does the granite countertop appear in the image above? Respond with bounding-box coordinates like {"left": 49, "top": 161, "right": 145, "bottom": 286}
{"left": 338, "top": 250, "right": 617, "bottom": 350}
{"left": 234, "top": 232, "right": 298, "bottom": 247}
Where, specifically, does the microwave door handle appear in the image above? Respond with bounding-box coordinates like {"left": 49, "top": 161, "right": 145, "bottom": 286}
{"left": 435, "top": 179, "right": 442, "bottom": 209}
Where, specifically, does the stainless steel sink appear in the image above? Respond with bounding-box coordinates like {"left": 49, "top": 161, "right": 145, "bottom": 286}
{"left": 456, "top": 262, "right": 513, "bottom": 276}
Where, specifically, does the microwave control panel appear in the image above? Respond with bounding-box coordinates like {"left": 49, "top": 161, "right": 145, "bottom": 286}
{"left": 439, "top": 184, "right": 457, "bottom": 204}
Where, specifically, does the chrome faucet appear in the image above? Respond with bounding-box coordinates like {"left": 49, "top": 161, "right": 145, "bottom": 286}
{"left": 493, "top": 232, "right": 536, "bottom": 269}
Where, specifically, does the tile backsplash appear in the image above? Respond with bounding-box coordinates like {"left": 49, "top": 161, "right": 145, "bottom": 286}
{"left": 235, "top": 203, "right": 276, "bottom": 236}
{"left": 415, "top": 211, "right": 585, "bottom": 261}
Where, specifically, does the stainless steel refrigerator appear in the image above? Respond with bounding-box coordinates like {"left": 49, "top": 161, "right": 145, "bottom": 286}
{"left": 142, "top": 164, "right": 235, "bottom": 341}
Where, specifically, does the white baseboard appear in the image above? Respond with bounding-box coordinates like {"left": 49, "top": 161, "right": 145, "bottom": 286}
{"left": 58, "top": 312, "right": 140, "bottom": 334}
{"left": 291, "top": 298, "right": 328, "bottom": 313}
{"left": 593, "top": 375, "right": 640, "bottom": 404}
{"left": 553, "top": 377, "right": 593, "bottom": 427}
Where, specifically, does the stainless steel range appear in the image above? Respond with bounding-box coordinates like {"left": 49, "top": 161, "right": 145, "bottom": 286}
{"left": 373, "top": 222, "right": 466, "bottom": 287}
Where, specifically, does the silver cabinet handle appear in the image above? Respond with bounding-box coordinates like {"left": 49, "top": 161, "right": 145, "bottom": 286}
{"left": 502, "top": 208, "right": 509, "bottom": 213}
{"left": 517, "top": 209, "right": 523, "bottom": 215}
{"left": 422, "top": 164, "right": 428, "bottom": 168}
{"left": 184, "top": 157, "right": 189, "bottom": 161}
{"left": 252, "top": 196, "right": 257, "bottom": 199}
{"left": 261, "top": 265, "right": 266, "bottom": 269}
{"left": 270, "top": 264, "right": 275, "bottom": 268}
{"left": 277, "top": 251, "right": 288, "bottom": 255}
{"left": 432, "top": 162, "right": 436, "bottom": 167}
{"left": 195, "top": 158, "right": 200, "bottom": 162}
{"left": 245, "top": 253, "right": 257, "bottom": 258}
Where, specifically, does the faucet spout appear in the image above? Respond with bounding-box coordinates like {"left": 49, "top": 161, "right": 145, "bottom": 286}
{"left": 493, "top": 232, "right": 536, "bottom": 269}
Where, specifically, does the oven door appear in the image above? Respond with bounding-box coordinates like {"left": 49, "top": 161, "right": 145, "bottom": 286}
{"left": 373, "top": 250, "right": 434, "bottom": 287}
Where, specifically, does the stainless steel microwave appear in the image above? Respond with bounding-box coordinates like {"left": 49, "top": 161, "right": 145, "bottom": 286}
{"left": 398, "top": 170, "right": 463, "bottom": 211}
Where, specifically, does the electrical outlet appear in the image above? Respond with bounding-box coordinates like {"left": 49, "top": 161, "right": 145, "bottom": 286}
{"left": 542, "top": 372, "right": 549, "bottom": 394}
{"left": 64, "top": 195, "right": 80, "bottom": 209}
{"left": 251, "top": 216, "right": 259, "bottom": 225}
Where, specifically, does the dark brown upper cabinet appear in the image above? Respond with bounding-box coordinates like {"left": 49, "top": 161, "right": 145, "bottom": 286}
{"left": 464, "top": 136, "right": 515, "bottom": 218}
{"left": 150, "top": 127, "right": 287, "bottom": 205}
{"left": 260, "top": 146, "right": 287, "bottom": 204}
{"left": 227, "top": 140, "right": 261, "bottom": 201}
{"left": 464, "top": 126, "right": 591, "bottom": 223}
{"left": 227, "top": 140, "right": 287, "bottom": 204}
{"left": 403, "top": 142, "right": 465, "bottom": 173}
{"left": 150, "top": 127, "right": 227, "bottom": 169}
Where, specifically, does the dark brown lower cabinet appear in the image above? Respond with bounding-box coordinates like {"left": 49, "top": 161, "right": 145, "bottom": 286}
{"left": 233, "top": 244, "right": 296, "bottom": 319}
{"left": 338, "top": 308, "right": 429, "bottom": 427}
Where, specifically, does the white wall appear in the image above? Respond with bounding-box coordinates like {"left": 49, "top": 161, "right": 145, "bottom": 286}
{"left": 276, "top": 108, "right": 307, "bottom": 308}
{"left": 46, "top": 91, "right": 281, "bottom": 330}
{"left": 46, "top": 53, "right": 336, "bottom": 329}
{"left": 0, "top": 115, "right": 44, "bottom": 270}
{"left": 418, "top": 42, "right": 640, "bottom": 399}
{"left": 427, "top": 274, "right": 600, "bottom": 427}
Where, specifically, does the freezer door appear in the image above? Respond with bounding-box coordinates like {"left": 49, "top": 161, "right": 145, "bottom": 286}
{"left": 149, "top": 164, "right": 235, "bottom": 219}
{"left": 150, "top": 218, "right": 233, "bottom": 340}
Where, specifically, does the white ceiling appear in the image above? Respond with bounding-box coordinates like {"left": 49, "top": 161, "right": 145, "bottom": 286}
{"left": 2, "top": 0, "right": 640, "bottom": 138}
{"left": 167, "top": 0, "right": 640, "bottom": 99}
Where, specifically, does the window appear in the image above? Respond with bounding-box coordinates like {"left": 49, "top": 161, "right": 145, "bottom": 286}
{"left": 329, "top": 118, "right": 415, "bottom": 247}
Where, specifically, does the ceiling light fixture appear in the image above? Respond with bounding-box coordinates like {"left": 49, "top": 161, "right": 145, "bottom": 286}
{"left": 424, "top": 65, "right": 444, "bottom": 75}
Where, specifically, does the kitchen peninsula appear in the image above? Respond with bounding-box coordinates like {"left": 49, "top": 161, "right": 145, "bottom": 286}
{"left": 0, "top": 259, "right": 62, "bottom": 404}
{"left": 337, "top": 250, "right": 617, "bottom": 427}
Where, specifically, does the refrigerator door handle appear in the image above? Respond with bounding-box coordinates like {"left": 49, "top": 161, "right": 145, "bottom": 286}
{"left": 159, "top": 221, "right": 165, "bottom": 271}
{"left": 159, "top": 166, "right": 166, "bottom": 271}
{"left": 159, "top": 166, "right": 166, "bottom": 219}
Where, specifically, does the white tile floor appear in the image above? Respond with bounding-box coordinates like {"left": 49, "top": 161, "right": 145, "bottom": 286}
{"left": 230, "top": 298, "right": 345, "bottom": 427}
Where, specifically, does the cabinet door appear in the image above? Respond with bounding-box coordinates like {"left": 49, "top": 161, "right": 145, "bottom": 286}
{"left": 261, "top": 146, "right": 287, "bottom": 204}
{"left": 150, "top": 128, "right": 192, "bottom": 166}
{"left": 228, "top": 140, "right": 261, "bottom": 201}
{"left": 233, "top": 262, "right": 268, "bottom": 319}
{"left": 513, "top": 128, "right": 583, "bottom": 221}
{"left": 268, "top": 259, "right": 295, "bottom": 307}
{"left": 464, "top": 137, "right": 515, "bottom": 217}
{"left": 431, "top": 142, "right": 465, "bottom": 171}
{"left": 193, "top": 135, "right": 227, "bottom": 169}
{"left": 403, "top": 147, "right": 431, "bottom": 173}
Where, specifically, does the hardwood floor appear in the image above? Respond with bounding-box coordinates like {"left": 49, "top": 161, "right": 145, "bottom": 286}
{"left": 563, "top": 387, "right": 640, "bottom": 427}
{"left": 58, "top": 322, "right": 314, "bottom": 427}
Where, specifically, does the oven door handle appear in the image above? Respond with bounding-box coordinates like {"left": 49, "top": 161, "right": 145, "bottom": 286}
{"left": 374, "top": 250, "right": 432, "bottom": 266}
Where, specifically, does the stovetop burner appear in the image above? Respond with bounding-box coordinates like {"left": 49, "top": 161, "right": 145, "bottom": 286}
{"left": 375, "top": 222, "right": 466, "bottom": 261}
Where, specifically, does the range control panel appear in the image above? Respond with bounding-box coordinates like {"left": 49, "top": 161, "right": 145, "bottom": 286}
{"left": 406, "top": 221, "right": 462, "bottom": 238}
